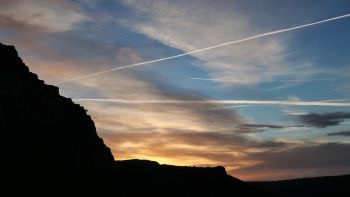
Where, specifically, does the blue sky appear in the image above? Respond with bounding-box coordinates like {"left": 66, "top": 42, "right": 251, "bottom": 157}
{"left": 1, "top": 0, "right": 350, "bottom": 180}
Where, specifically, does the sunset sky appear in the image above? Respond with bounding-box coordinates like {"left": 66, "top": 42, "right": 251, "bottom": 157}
{"left": 1, "top": 0, "right": 350, "bottom": 181}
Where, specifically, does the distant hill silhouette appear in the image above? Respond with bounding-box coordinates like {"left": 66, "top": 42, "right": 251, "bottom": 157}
{"left": 251, "top": 174, "right": 350, "bottom": 197}
{"left": 0, "top": 43, "right": 271, "bottom": 196}
{"left": 113, "top": 159, "right": 270, "bottom": 196}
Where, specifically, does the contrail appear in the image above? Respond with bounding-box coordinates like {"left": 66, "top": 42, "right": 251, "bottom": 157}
{"left": 220, "top": 105, "right": 256, "bottom": 108}
{"left": 73, "top": 99, "right": 350, "bottom": 107}
{"left": 57, "top": 13, "right": 350, "bottom": 85}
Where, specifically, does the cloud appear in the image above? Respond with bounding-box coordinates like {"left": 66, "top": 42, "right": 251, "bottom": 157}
{"left": 293, "top": 112, "right": 350, "bottom": 128}
{"left": 116, "top": 47, "right": 142, "bottom": 65}
{"left": 237, "top": 123, "right": 307, "bottom": 133}
{"left": 239, "top": 124, "right": 285, "bottom": 129}
{"left": 0, "top": 0, "right": 88, "bottom": 32}
{"left": 232, "top": 143, "right": 350, "bottom": 180}
{"left": 328, "top": 131, "right": 350, "bottom": 137}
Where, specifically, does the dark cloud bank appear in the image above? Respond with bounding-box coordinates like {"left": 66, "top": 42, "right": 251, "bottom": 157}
{"left": 293, "top": 112, "right": 350, "bottom": 128}
{"left": 328, "top": 131, "right": 350, "bottom": 137}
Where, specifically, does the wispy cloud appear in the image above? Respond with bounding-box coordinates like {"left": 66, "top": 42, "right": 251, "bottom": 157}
{"left": 0, "top": 0, "right": 89, "bottom": 32}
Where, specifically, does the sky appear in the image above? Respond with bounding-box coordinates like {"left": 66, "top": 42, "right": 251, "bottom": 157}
{"left": 1, "top": 0, "right": 350, "bottom": 181}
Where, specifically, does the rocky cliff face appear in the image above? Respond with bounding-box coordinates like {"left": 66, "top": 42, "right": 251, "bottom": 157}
{"left": 0, "top": 43, "right": 115, "bottom": 183}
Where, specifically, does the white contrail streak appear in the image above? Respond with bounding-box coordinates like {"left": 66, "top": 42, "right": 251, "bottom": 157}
{"left": 73, "top": 99, "right": 350, "bottom": 107}
{"left": 58, "top": 13, "right": 350, "bottom": 85}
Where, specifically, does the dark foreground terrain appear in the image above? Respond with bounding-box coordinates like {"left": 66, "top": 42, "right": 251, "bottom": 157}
{"left": 251, "top": 174, "right": 350, "bottom": 197}
{"left": 0, "top": 42, "right": 348, "bottom": 196}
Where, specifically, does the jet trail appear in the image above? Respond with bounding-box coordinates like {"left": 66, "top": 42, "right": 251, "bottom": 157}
{"left": 73, "top": 99, "right": 350, "bottom": 107}
{"left": 58, "top": 13, "right": 350, "bottom": 85}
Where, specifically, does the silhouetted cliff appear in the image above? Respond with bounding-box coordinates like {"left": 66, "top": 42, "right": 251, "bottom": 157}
{"left": 0, "top": 43, "right": 272, "bottom": 196}
{"left": 0, "top": 43, "right": 115, "bottom": 193}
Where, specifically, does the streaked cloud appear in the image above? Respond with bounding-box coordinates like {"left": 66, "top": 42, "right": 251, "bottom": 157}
{"left": 239, "top": 124, "right": 285, "bottom": 129}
